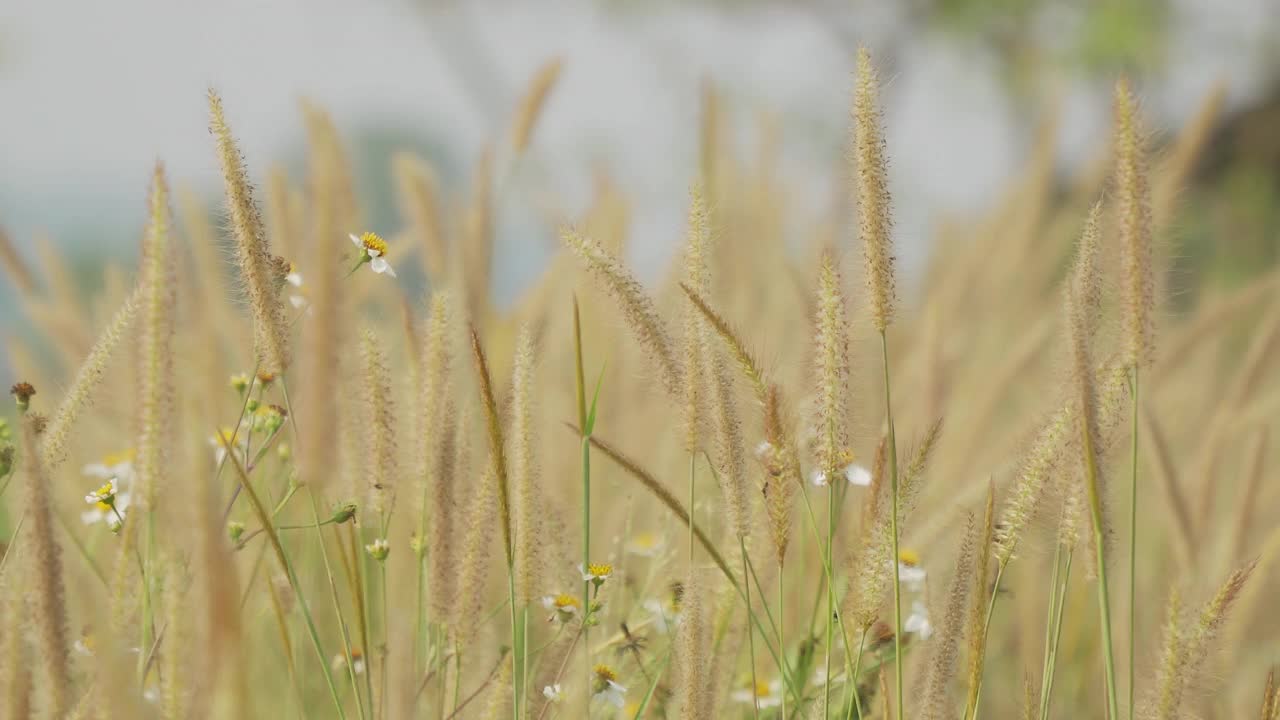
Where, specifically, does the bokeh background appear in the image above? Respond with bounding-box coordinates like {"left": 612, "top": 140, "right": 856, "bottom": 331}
{"left": 2, "top": 0, "right": 1278, "bottom": 334}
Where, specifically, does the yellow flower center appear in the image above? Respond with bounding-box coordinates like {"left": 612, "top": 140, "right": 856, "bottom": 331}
{"left": 102, "top": 449, "right": 135, "bottom": 467}
{"left": 752, "top": 680, "right": 772, "bottom": 697}
{"left": 631, "top": 533, "right": 658, "bottom": 549}
{"left": 593, "top": 664, "right": 617, "bottom": 683}
{"left": 587, "top": 563, "right": 613, "bottom": 577}
{"left": 360, "top": 232, "right": 389, "bottom": 256}
{"left": 899, "top": 548, "right": 921, "bottom": 566}
{"left": 554, "top": 594, "right": 581, "bottom": 610}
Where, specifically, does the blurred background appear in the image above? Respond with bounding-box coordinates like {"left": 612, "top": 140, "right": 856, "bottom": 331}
{"left": 1, "top": 0, "right": 1278, "bottom": 340}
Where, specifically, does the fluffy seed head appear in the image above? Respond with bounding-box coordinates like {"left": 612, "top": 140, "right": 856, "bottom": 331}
{"left": 1114, "top": 78, "right": 1155, "bottom": 368}
{"left": 813, "top": 249, "right": 851, "bottom": 479}
{"left": 208, "top": 88, "right": 292, "bottom": 374}
{"left": 853, "top": 47, "right": 896, "bottom": 332}
{"left": 361, "top": 329, "right": 396, "bottom": 519}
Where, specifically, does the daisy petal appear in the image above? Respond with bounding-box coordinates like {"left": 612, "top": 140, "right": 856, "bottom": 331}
{"left": 349, "top": 233, "right": 363, "bottom": 247}
{"left": 371, "top": 257, "right": 396, "bottom": 277}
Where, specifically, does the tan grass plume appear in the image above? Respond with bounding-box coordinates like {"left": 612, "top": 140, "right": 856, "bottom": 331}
{"left": 509, "top": 57, "right": 563, "bottom": 156}
{"left": 136, "top": 163, "right": 176, "bottom": 511}
{"left": 208, "top": 89, "right": 293, "bottom": 374}
{"left": 1114, "top": 79, "right": 1155, "bottom": 368}
{"left": 852, "top": 47, "right": 895, "bottom": 332}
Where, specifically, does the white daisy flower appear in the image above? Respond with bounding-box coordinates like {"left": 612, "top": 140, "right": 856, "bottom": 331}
{"left": 905, "top": 600, "right": 933, "bottom": 640}
{"left": 625, "top": 532, "right": 665, "bottom": 558}
{"left": 210, "top": 427, "right": 247, "bottom": 465}
{"left": 81, "top": 449, "right": 135, "bottom": 484}
{"left": 542, "top": 684, "right": 562, "bottom": 702}
{"left": 592, "top": 666, "right": 627, "bottom": 708}
{"left": 897, "top": 549, "right": 927, "bottom": 592}
{"left": 731, "top": 679, "right": 784, "bottom": 709}
{"left": 643, "top": 599, "right": 681, "bottom": 634}
{"left": 541, "top": 594, "right": 582, "bottom": 621}
{"left": 812, "top": 462, "right": 873, "bottom": 487}
{"left": 365, "top": 537, "right": 390, "bottom": 561}
{"left": 580, "top": 562, "right": 614, "bottom": 584}
{"left": 349, "top": 232, "right": 397, "bottom": 277}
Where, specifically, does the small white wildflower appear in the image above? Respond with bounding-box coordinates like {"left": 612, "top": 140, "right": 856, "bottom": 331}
{"left": 625, "top": 532, "right": 665, "bottom": 558}
{"left": 349, "top": 232, "right": 397, "bottom": 277}
{"left": 731, "top": 679, "right": 784, "bottom": 709}
{"left": 542, "top": 684, "right": 562, "bottom": 702}
{"left": 905, "top": 600, "right": 933, "bottom": 640}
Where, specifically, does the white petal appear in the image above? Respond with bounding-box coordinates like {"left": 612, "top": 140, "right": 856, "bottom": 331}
{"left": 349, "top": 233, "right": 362, "bottom": 247}
{"left": 82, "top": 463, "right": 111, "bottom": 478}
{"left": 81, "top": 509, "right": 105, "bottom": 525}
{"left": 366, "top": 247, "right": 382, "bottom": 258}
{"left": 290, "top": 295, "right": 307, "bottom": 309}
{"left": 845, "top": 464, "right": 872, "bottom": 486}
{"left": 286, "top": 272, "right": 303, "bottom": 287}
{"left": 370, "top": 257, "right": 396, "bottom": 277}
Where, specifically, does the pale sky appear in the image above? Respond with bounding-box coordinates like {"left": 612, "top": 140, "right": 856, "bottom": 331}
{"left": 0, "top": 0, "right": 1273, "bottom": 303}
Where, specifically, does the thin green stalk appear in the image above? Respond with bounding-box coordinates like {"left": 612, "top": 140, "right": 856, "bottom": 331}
{"left": 880, "top": 330, "right": 904, "bottom": 720}
{"left": 521, "top": 605, "right": 530, "bottom": 720}
{"left": 507, "top": 568, "right": 520, "bottom": 720}
{"left": 1040, "top": 550, "right": 1074, "bottom": 720}
{"left": 849, "top": 629, "right": 867, "bottom": 720}
{"left": 343, "top": 523, "right": 376, "bottom": 718}
{"left": 1127, "top": 366, "right": 1139, "bottom": 720}
{"left": 380, "top": 562, "right": 390, "bottom": 720}
{"left": 1037, "top": 545, "right": 1063, "bottom": 715}
{"left": 825, "top": 474, "right": 835, "bottom": 717}
{"left": 1082, "top": 401, "right": 1121, "bottom": 720}
{"left": 226, "top": 449, "right": 347, "bottom": 719}
{"left": 965, "top": 560, "right": 1008, "bottom": 719}
{"left": 778, "top": 561, "right": 787, "bottom": 720}
{"left": 572, "top": 297, "right": 592, "bottom": 719}
{"left": 321, "top": 502, "right": 367, "bottom": 720}
{"left": 741, "top": 536, "right": 761, "bottom": 720}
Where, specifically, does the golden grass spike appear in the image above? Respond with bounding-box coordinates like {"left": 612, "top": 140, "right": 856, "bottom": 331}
{"left": 393, "top": 152, "right": 447, "bottom": 284}
{"left": 963, "top": 481, "right": 997, "bottom": 711}
{"left": 453, "top": 464, "right": 498, "bottom": 642}
{"left": 208, "top": 89, "right": 292, "bottom": 374}
{"left": 471, "top": 326, "right": 514, "bottom": 568}
{"left": 510, "top": 324, "right": 545, "bottom": 603}
{"left": 428, "top": 402, "right": 463, "bottom": 621}
{"left": 675, "top": 570, "right": 713, "bottom": 719}
{"left": 1114, "top": 78, "right": 1155, "bottom": 369}
{"left": 0, "top": 224, "right": 36, "bottom": 295}
{"left": 562, "top": 226, "right": 683, "bottom": 399}
{"left": 678, "top": 281, "right": 768, "bottom": 404}
{"left": 462, "top": 147, "right": 494, "bottom": 321}
{"left": 682, "top": 183, "right": 713, "bottom": 452}
{"left": 20, "top": 416, "right": 73, "bottom": 716}
{"left": 762, "top": 385, "right": 800, "bottom": 566}
{"left": 509, "top": 57, "right": 563, "bottom": 156}
{"left": 1260, "top": 669, "right": 1278, "bottom": 720}
{"left": 136, "top": 162, "right": 176, "bottom": 511}
{"left": 161, "top": 560, "right": 192, "bottom": 719}
{"left": 709, "top": 338, "right": 750, "bottom": 540}
{"left": 362, "top": 329, "right": 397, "bottom": 519}
{"left": 0, "top": 539, "right": 32, "bottom": 720}
{"left": 40, "top": 286, "right": 139, "bottom": 470}
{"left": 920, "top": 512, "right": 976, "bottom": 720}
{"left": 813, "top": 249, "right": 850, "bottom": 479}
{"left": 853, "top": 47, "right": 895, "bottom": 332}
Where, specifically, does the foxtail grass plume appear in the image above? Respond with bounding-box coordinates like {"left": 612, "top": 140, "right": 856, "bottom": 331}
{"left": 362, "top": 329, "right": 397, "bottom": 519}
{"left": 135, "top": 163, "right": 176, "bottom": 511}
{"left": 40, "top": 286, "right": 139, "bottom": 470}
{"left": 675, "top": 571, "right": 713, "bottom": 719}
{"left": 682, "top": 183, "right": 712, "bottom": 452}
{"left": 509, "top": 57, "right": 563, "bottom": 156}
{"left": 20, "top": 416, "right": 73, "bottom": 716}
{"left": 1114, "top": 79, "right": 1155, "bottom": 369}
{"left": 709, "top": 340, "right": 751, "bottom": 541}
{"left": 510, "top": 325, "right": 547, "bottom": 603}
{"left": 428, "top": 402, "right": 463, "bottom": 621}
{"left": 471, "top": 326, "right": 514, "bottom": 570}
{"left": 393, "top": 153, "right": 447, "bottom": 284}
{"left": 0, "top": 559, "right": 32, "bottom": 720}
{"left": 1145, "top": 562, "right": 1255, "bottom": 719}
{"left": 920, "top": 512, "right": 976, "bottom": 720}
{"left": 813, "top": 249, "right": 851, "bottom": 480}
{"left": 562, "top": 227, "right": 683, "bottom": 399}
{"left": 208, "top": 89, "right": 293, "bottom": 374}
{"left": 761, "top": 385, "right": 800, "bottom": 565}
{"left": 462, "top": 149, "right": 494, "bottom": 321}
{"left": 0, "top": 224, "right": 35, "bottom": 295}
{"left": 852, "top": 47, "right": 895, "bottom": 332}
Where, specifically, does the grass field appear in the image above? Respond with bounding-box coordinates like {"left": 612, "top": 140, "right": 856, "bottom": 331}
{"left": 1, "top": 48, "right": 1277, "bottom": 720}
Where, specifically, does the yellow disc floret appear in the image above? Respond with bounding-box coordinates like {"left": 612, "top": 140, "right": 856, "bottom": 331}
{"left": 359, "top": 232, "right": 389, "bottom": 256}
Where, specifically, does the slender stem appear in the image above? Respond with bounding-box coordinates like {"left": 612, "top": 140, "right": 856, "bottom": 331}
{"left": 825, "top": 478, "right": 835, "bottom": 716}
{"left": 880, "top": 330, "right": 904, "bottom": 720}
{"left": 966, "top": 560, "right": 1009, "bottom": 719}
{"left": 227, "top": 446, "right": 346, "bottom": 719}
{"left": 1127, "top": 366, "right": 1139, "bottom": 720}
{"left": 581, "top": 435, "right": 592, "bottom": 718}
{"left": 316, "top": 500, "right": 366, "bottom": 720}
{"left": 741, "top": 536, "right": 761, "bottom": 720}
{"left": 380, "top": 562, "right": 389, "bottom": 720}
{"left": 1037, "top": 544, "right": 1063, "bottom": 716}
{"left": 1041, "top": 550, "right": 1074, "bottom": 720}
{"left": 778, "top": 560, "right": 787, "bottom": 720}
{"left": 507, "top": 570, "right": 520, "bottom": 720}
{"left": 847, "top": 629, "right": 867, "bottom": 720}
{"left": 1081, "top": 393, "right": 1121, "bottom": 720}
